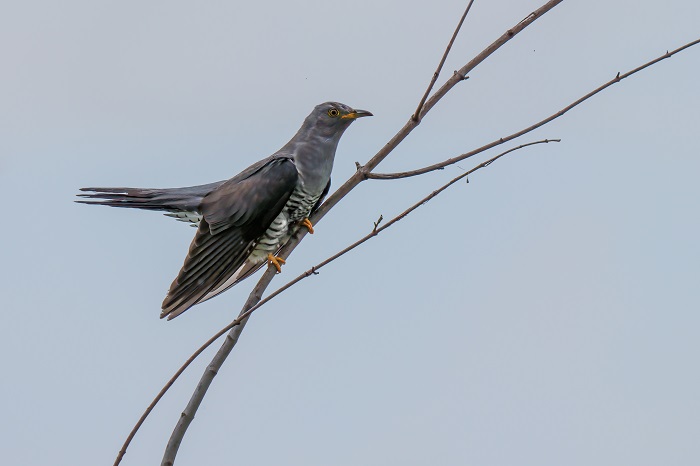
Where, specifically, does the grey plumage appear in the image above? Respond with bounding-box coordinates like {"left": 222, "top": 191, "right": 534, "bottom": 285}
{"left": 78, "top": 102, "right": 371, "bottom": 320}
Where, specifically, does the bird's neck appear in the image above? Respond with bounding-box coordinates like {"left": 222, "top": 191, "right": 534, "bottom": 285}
{"left": 282, "top": 131, "right": 340, "bottom": 192}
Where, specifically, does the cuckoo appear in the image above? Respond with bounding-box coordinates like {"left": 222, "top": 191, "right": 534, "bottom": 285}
{"left": 78, "top": 102, "right": 372, "bottom": 319}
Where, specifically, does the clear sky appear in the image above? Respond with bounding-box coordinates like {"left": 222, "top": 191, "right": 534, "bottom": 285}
{"left": 2, "top": 1, "right": 699, "bottom": 465}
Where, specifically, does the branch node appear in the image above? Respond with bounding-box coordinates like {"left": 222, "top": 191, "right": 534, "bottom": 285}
{"left": 356, "top": 166, "right": 369, "bottom": 181}
{"left": 453, "top": 70, "right": 468, "bottom": 81}
{"left": 373, "top": 215, "right": 384, "bottom": 232}
{"left": 412, "top": 0, "right": 474, "bottom": 124}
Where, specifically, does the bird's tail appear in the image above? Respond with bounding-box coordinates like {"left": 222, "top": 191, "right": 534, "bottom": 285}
{"left": 76, "top": 181, "right": 226, "bottom": 214}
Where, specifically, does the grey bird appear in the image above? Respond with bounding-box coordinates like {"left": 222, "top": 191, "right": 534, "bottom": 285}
{"left": 78, "top": 102, "right": 372, "bottom": 320}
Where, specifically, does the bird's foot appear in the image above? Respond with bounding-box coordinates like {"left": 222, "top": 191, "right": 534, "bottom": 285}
{"left": 301, "top": 218, "right": 314, "bottom": 234}
{"left": 267, "top": 253, "right": 286, "bottom": 273}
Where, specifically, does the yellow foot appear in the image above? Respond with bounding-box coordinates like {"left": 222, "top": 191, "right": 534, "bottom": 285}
{"left": 301, "top": 218, "right": 315, "bottom": 234}
{"left": 267, "top": 253, "right": 286, "bottom": 273}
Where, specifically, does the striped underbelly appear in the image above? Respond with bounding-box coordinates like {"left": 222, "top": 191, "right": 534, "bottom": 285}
{"left": 248, "top": 186, "right": 321, "bottom": 261}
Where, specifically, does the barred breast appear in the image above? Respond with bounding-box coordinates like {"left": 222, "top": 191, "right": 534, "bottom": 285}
{"left": 248, "top": 183, "right": 323, "bottom": 262}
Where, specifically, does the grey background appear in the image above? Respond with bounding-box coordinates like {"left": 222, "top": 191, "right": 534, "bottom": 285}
{"left": 2, "top": 1, "right": 699, "bottom": 465}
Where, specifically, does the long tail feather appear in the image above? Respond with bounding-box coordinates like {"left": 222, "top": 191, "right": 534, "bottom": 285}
{"left": 76, "top": 181, "right": 226, "bottom": 213}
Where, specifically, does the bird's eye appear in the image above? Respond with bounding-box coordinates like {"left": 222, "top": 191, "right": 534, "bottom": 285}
{"left": 327, "top": 108, "right": 340, "bottom": 118}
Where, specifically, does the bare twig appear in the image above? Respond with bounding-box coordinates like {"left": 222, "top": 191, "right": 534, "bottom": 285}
{"left": 413, "top": 0, "right": 476, "bottom": 122}
{"left": 416, "top": 5, "right": 562, "bottom": 122}
{"left": 369, "top": 140, "right": 562, "bottom": 180}
{"left": 369, "top": 38, "right": 700, "bottom": 180}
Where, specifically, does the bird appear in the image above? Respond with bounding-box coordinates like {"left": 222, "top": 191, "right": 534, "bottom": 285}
{"left": 77, "top": 101, "right": 372, "bottom": 320}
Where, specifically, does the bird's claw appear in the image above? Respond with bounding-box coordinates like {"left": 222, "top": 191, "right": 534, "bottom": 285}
{"left": 267, "top": 253, "right": 286, "bottom": 273}
{"left": 301, "top": 218, "right": 314, "bottom": 234}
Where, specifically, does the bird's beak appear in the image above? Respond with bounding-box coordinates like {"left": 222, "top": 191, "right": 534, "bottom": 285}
{"left": 342, "top": 109, "right": 373, "bottom": 119}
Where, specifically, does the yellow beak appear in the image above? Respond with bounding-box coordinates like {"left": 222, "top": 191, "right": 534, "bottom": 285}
{"left": 341, "top": 109, "right": 373, "bottom": 119}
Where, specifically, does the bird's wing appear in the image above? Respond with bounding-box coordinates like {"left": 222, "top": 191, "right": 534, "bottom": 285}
{"left": 160, "top": 158, "right": 298, "bottom": 319}
{"left": 195, "top": 177, "right": 333, "bottom": 299}
{"left": 201, "top": 177, "right": 333, "bottom": 296}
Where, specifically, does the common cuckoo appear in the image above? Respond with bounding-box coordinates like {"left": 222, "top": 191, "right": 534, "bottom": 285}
{"left": 78, "top": 102, "right": 372, "bottom": 319}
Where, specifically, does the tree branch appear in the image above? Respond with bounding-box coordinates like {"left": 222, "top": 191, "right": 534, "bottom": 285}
{"left": 369, "top": 37, "right": 700, "bottom": 180}
{"left": 413, "top": 0, "right": 476, "bottom": 122}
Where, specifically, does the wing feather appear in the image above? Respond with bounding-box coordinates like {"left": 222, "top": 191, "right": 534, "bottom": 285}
{"left": 160, "top": 158, "right": 298, "bottom": 319}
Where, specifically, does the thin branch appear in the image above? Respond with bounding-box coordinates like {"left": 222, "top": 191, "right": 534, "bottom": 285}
{"left": 370, "top": 37, "right": 700, "bottom": 180}
{"left": 416, "top": 6, "right": 560, "bottom": 120}
{"left": 369, "top": 140, "right": 562, "bottom": 180}
{"left": 413, "top": 0, "right": 476, "bottom": 122}
{"left": 156, "top": 2, "right": 563, "bottom": 464}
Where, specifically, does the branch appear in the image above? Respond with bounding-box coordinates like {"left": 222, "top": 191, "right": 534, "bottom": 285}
{"left": 370, "top": 37, "right": 700, "bottom": 180}
{"left": 413, "top": 0, "right": 475, "bottom": 122}
{"left": 369, "top": 140, "right": 562, "bottom": 180}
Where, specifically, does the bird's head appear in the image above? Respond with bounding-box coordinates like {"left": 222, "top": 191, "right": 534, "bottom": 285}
{"left": 302, "top": 101, "right": 373, "bottom": 138}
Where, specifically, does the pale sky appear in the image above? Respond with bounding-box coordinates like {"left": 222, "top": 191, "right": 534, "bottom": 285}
{"left": 2, "top": 1, "right": 699, "bottom": 465}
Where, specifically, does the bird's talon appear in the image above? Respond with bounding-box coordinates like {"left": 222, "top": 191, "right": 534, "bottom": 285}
{"left": 301, "top": 218, "right": 314, "bottom": 234}
{"left": 267, "top": 254, "right": 286, "bottom": 273}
